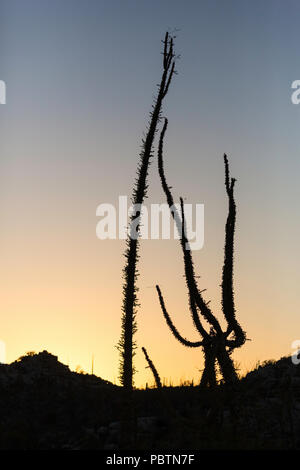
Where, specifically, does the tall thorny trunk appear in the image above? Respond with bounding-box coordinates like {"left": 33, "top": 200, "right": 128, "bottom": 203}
{"left": 118, "top": 33, "right": 176, "bottom": 389}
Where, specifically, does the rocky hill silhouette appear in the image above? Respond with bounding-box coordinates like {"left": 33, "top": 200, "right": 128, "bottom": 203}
{"left": 0, "top": 350, "right": 114, "bottom": 388}
{"left": 0, "top": 351, "right": 299, "bottom": 449}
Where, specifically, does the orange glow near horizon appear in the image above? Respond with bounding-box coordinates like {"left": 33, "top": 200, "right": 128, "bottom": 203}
{"left": 1, "top": 223, "right": 297, "bottom": 388}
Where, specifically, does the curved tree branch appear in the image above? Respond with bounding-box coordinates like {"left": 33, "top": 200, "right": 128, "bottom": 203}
{"left": 222, "top": 154, "right": 246, "bottom": 348}
{"left": 156, "top": 286, "right": 203, "bottom": 347}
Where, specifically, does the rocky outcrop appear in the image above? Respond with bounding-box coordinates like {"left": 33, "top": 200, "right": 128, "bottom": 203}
{"left": 0, "top": 351, "right": 299, "bottom": 449}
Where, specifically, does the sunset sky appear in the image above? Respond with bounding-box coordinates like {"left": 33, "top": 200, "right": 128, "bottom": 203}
{"left": 0, "top": 0, "right": 299, "bottom": 387}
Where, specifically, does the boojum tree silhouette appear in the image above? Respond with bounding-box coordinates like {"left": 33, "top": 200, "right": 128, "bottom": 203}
{"left": 118, "top": 33, "right": 176, "bottom": 389}
{"left": 156, "top": 118, "right": 246, "bottom": 387}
